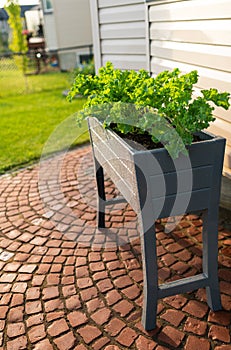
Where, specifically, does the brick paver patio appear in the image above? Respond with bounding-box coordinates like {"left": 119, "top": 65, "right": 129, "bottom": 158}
{"left": 0, "top": 145, "right": 230, "bottom": 350}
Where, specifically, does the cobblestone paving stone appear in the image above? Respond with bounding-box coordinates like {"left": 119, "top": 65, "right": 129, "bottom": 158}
{"left": 0, "top": 145, "right": 230, "bottom": 350}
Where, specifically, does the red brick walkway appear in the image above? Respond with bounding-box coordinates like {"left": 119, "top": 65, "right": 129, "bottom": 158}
{"left": 0, "top": 145, "right": 230, "bottom": 350}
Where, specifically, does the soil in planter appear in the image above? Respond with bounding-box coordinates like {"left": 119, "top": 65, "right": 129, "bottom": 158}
{"left": 118, "top": 130, "right": 163, "bottom": 151}
{"left": 115, "top": 126, "right": 202, "bottom": 152}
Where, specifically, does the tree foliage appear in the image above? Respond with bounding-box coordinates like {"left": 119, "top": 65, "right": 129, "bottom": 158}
{"left": 5, "top": 0, "right": 28, "bottom": 74}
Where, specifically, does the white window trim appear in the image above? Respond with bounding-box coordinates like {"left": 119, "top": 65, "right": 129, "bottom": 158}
{"left": 43, "top": 0, "right": 53, "bottom": 13}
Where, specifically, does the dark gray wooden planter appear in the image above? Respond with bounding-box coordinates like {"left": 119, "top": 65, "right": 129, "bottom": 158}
{"left": 88, "top": 117, "right": 226, "bottom": 330}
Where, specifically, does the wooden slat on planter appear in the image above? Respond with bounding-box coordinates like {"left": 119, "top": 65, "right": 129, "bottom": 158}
{"left": 149, "top": 165, "right": 213, "bottom": 198}
{"left": 153, "top": 188, "right": 211, "bottom": 218}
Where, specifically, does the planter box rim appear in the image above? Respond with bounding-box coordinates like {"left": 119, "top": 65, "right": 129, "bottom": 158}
{"left": 88, "top": 117, "right": 225, "bottom": 157}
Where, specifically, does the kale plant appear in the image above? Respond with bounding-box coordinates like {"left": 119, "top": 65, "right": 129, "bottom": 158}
{"left": 68, "top": 62, "right": 230, "bottom": 158}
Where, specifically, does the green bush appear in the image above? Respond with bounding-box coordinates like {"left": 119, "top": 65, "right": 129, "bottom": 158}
{"left": 71, "top": 59, "right": 95, "bottom": 81}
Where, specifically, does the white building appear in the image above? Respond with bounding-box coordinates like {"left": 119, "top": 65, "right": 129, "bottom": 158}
{"left": 41, "top": 0, "right": 93, "bottom": 70}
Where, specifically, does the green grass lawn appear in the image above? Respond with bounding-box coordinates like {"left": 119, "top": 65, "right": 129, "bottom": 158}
{"left": 0, "top": 64, "right": 89, "bottom": 174}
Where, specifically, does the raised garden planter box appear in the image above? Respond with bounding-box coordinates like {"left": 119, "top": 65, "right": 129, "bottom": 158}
{"left": 88, "top": 117, "right": 226, "bottom": 330}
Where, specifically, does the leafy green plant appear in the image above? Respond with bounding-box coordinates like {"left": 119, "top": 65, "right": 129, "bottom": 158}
{"left": 72, "top": 59, "right": 95, "bottom": 78}
{"left": 68, "top": 60, "right": 95, "bottom": 93}
{"left": 68, "top": 62, "right": 230, "bottom": 157}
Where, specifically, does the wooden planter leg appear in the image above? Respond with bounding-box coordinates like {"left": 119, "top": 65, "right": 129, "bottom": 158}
{"left": 139, "top": 218, "right": 159, "bottom": 330}
{"left": 134, "top": 162, "right": 159, "bottom": 330}
{"left": 202, "top": 209, "right": 222, "bottom": 311}
{"left": 95, "top": 158, "right": 106, "bottom": 228}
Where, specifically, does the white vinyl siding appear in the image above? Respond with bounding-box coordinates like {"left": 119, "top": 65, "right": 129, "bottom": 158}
{"left": 100, "top": 22, "right": 145, "bottom": 39}
{"left": 42, "top": 11, "right": 58, "bottom": 50}
{"left": 90, "top": 0, "right": 147, "bottom": 71}
{"left": 90, "top": 0, "right": 231, "bottom": 176}
{"left": 148, "top": 0, "right": 231, "bottom": 176}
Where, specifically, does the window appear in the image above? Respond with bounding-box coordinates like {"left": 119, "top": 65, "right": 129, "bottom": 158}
{"left": 43, "top": 0, "right": 53, "bottom": 13}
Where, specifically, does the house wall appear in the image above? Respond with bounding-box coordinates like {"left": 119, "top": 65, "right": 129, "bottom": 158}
{"left": 90, "top": 0, "right": 147, "bottom": 72}
{"left": 42, "top": 8, "right": 58, "bottom": 50}
{"left": 147, "top": 0, "right": 231, "bottom": 178}
{"left": 0, "top": 19, "right": 8, "bottom": 35}
{"left": 53, "top": 0, "right": 92, "bottom": 49}
{"left": 42, "top": 0, "right": 93, "bottom": 69}
{"left": 0, "top": 19, "right": 9, "bottom": 48}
